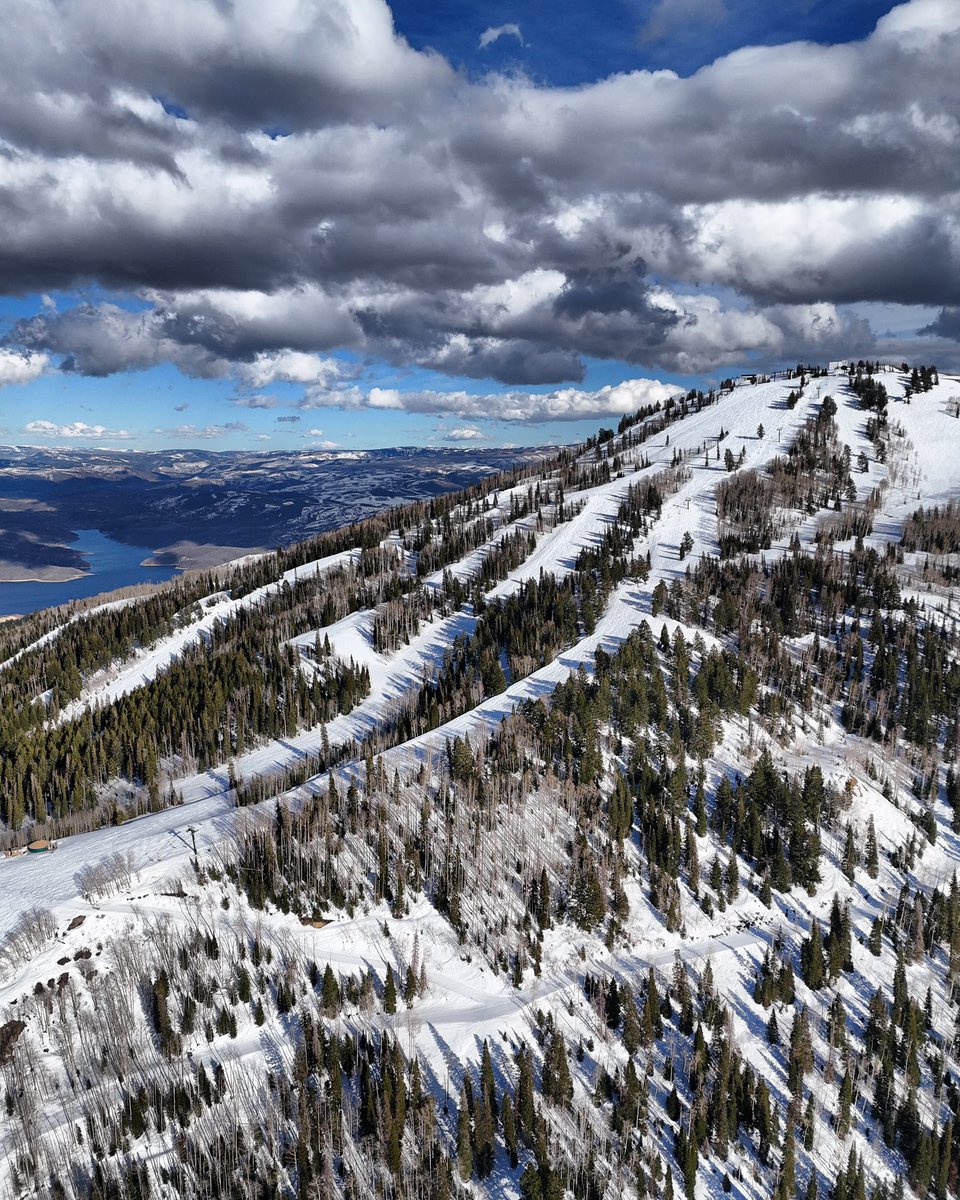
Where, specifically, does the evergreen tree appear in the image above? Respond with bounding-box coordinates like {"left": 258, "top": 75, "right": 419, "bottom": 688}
{"left": 384, "top": 965, "right": 397, "bottom": 1014}
{"left": 474, "top": 1091, "right": 496, "bottom": 1178}
{"left": 519, "top": 1163, "right": 542, "bottom": 1200}
{"left": 801, "top": 921, "right": 826, "bottom": 989}
{"left": 681, "top": 1120, "right": 698, "bottom": 1199}
{"left": 569, "top": 836, "right": 606, "bottom": 929}
{"left": 623, "top": 992, "right": 642, "bottom": 1055}
{"left": 685, "top": 820, "right": 700, "bottom": 893}
{"left": 456, "top": 1083, "right": 473, "bottom": 1179}
{"left": 543, "top": 1032, "right": 573, "bottom": 1108}
{"left": 936, "top": 1117, "right": 953, "bottom": 1199}
{"left": 502, "top": 1091, "right": 518, "bottom": 1168}
{"left": 481, "top": 1039, "right": 498, "bottom": 1117}
{"left": 865, "top": 816, "right": 879, "bottom": 878}
{"left": 516, "top": 1044, "right": 536, "bottom": 1141}
{"left": 788, "top": 1008, "right": 814, "bottom": 1097}
{"left": 150, "top": 971, "right": 180, "bottom": 1058}
{"left": 605, "top": 978, "right": 622, "bottom": 1029}
{"left": 537, "top": 866, "right": 552, "bottom": 929}
{"left": 644, "top": 967, "right": 664, "bottom": 1041}
{"left": 776, "top": 1121, "right": 796, "bottom": 1200}
{"left": 694, "top": 779, "right": 708, "bottom": 837}
{"left": 825, "top": 894, "right": 853, "bottom": 979}
{"left": 725, "top": 852, "right": 739, "bottom": 901}
{"left": 321, "top": 964, "right": 340, "bottom": 1013}
{"left": 404, "top": 963, "right": 418, "bottom": 1008}
{"left": 842, "top": 823, "right": 857, "bottom": 881}
{"left": 835, "top": 1068, "right": 853, "bottom": 1139}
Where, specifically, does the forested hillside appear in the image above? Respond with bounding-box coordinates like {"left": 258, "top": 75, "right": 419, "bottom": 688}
{"left": 0, "top": 361, "right": 959, "bottom": 1200}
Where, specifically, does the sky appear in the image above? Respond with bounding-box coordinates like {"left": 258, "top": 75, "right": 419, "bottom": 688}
{"left": 0, "top": 0, "right": 957, "bottom": 452}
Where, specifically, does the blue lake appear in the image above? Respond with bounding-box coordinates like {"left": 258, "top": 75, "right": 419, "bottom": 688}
{"left": 0, "top": 528, "right": 179, "bottom": 618}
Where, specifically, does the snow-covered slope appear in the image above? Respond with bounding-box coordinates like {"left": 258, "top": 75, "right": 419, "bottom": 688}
{"left": 0, "top": 362, "right": 958, "bottom": 1200}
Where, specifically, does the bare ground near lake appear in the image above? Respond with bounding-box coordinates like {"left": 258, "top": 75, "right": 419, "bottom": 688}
{"left": 140, "top": 540, "right": 267, "bottom": 570}
{"left": 0, "top": 560, "right": 85, "bottom": 584}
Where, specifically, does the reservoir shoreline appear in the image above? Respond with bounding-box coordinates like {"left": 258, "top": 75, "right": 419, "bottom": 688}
{"left": 0, "top": 529, "right": 179, "bottom": 618}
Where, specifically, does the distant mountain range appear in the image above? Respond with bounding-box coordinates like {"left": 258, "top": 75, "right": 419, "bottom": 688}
{"left": 0, "top": 444, "right": 547, "bottom": 576}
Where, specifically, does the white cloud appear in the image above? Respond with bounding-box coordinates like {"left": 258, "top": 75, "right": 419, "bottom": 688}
{"left": 367, "top": 386, "right": 403, "bottom": 409}
{"left": 303, "top": 429, "right": 339, "bottom": 449}
{"left": 875, "top": 0, "right": 960, "bottom": 41}
{"left": 23, "top": 418, "right": 133, "bottom": 439}
{"left": 299, "top": 384, "right": 364, "bottom": 410}
{"left": 447, "top": 426, "right": 488, "bottom": 440}
{"left": 479, "top": 23, "right": 524, "bottom": 49}
{"left": 6, "top": 0, "right": 451, "bottom": 133}
{"left": 153, "top": 421, "right": 249, "bottom": 439}
{"left": 234, "top": 350, "right": 343, "bottom": 389}
{"left": 316, "top": 376, "right": 681, "bottom": 422}
{"left": 0, "top": 350, "right": 48, "bottom": 387}
{"left": 672, "top": 195, "right": 938, "bottom": 304}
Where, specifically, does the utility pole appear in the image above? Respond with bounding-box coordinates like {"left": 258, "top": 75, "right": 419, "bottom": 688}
{"left": 187, "top": 826, "right": 199, "bottom": 861}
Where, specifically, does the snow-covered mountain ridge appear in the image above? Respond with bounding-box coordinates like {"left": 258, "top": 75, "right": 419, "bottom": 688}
{"left": 0, "top": 362, "right": 958, "bottom": 1200}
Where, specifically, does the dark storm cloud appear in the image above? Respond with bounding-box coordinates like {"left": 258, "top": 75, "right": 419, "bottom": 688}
{"left": 554, "top": 260, "right": 657, "bottom": 321}
{"left": 11, "top": 296, "right": 355, "bottom": 379}
{"left": 348, "top": 253, "right": 685, "bottom": 381}
{"left": 424, "top": 340, "right": 586, "bottom": 386}
{"left": 0, "top": 0, "right": 958, "bottom": 398}
{"left": 919, "top": 308, "right": 960, "bottom": 340}
{"left": 12, "top": 304, "right": 230, "bottom": 378}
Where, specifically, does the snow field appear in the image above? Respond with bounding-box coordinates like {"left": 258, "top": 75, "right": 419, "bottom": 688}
{"left": 0, "top": 366, "right": 958, "bottom": 1196}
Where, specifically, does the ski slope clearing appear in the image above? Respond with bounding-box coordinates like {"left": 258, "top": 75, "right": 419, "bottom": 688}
{"left": 0, "top": 596, "right": 135, "bottom": 676}
{"left": 54, "top": 547, "right": 359, "bottom": 723}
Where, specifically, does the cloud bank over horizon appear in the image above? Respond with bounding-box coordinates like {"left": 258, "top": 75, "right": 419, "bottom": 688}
{"left": 0, "top": 0, "right": 957, "bottom": 443}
